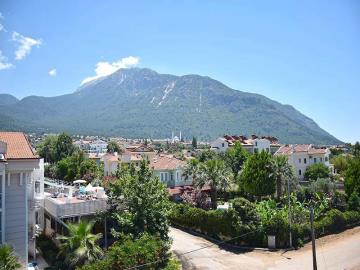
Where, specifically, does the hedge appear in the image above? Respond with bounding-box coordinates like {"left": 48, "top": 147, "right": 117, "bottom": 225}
{"left": 170, "top": 203, "right": 360, "bottom": 248}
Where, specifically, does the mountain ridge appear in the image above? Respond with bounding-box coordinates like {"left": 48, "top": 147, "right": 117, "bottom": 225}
{"left": 0, "top": 68, "right": 341, "bottom": 144}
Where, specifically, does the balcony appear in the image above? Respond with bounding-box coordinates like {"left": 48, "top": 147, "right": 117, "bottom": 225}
{"left": 44, "top": 196, "right": 108, "bottom": 218}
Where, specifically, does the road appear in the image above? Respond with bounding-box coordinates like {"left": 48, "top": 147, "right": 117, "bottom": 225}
{"left": 170, "top": 226, "right": 360, "bottom": 270}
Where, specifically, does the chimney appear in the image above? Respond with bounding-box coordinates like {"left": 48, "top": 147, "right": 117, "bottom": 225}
{"left": 0, "top": 141, "right": 7, "bottom": 155}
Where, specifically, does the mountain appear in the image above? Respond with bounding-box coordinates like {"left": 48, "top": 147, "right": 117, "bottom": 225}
{"left": 0, "top": 94, "right": 19, "bottom": 106}
{"left": 0, "top": 68, "right": 341, "bottom": 144}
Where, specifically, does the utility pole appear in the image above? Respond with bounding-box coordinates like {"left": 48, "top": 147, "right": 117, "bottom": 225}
{"left": 287, "top": 177, "right": 292, "bottom": 248}
{"left": 310, "top": 207, "right": 318, "bottom": 270}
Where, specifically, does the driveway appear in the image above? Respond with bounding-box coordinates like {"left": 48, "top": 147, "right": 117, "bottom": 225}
{"left": 170, "top": 226, "right": 360, "bottom": 270}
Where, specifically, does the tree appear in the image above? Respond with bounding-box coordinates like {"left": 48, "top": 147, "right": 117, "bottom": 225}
{"left": 347, "top": 191, "right": 360, "bottom": 212}
{"left": 353, "top": 142, "right": 360, "bottom": 157}
{"left": 182, "top": 159, "right": 200, "bottom": 182}
{"left": 345, "top": 158, "right": 360, "bottom": 196}
{"left": 109, "top": 159, "right": 170, "bottom": 242}
{"left": 196, "top": 149, "right": 218, "bottom": 162}
{"left": 304, "top": 163, "right": 330, "bottom": 181}
{"left": 76, "top": 233, "right": 172, "bottom": 270}
{"left": 107, "top": 141, "right": 121, "bottom": 154}
{"left": 0, "top": 245, "right": 21, "bottom": 270}
{"left": 36, "top": 135, "right": 58, "bottom": 163}
{"left": 331, "top": 155, "right": 350, "bottom": 175}
{"left": 195, "top": 159, "right": 231, "bottom": 209}
{"left": 272, "top": 155, "right": 294, "bottom": 199}
{"left": 224, "top": 141, "right": 248, "bottom": 180}
{"left": 56, "top": 133, "right": 75, "bottom": 161}
{"left": 80, "top": 159, "right": 98, "bottom": 181}
{"left": 58, "top": 221, "right": 103, "bottom": 268}
{"left": 240, "top": 151, "right": 276, "bottom": 198}
{"left": 192, "top": 136, "right": 197, "bottom": 149}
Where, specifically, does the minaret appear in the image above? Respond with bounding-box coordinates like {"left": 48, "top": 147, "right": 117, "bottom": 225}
{"left": 179, "top": 131, "right": 182, "bottom": 141}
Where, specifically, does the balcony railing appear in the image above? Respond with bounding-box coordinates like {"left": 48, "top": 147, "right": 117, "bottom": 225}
{"left": 44, "top": 196, "right": 108, "bottom": 218}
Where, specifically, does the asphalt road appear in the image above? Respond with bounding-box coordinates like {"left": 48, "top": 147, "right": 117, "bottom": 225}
{"left": 170, "top": 226, "right": 360, "bottom": 270}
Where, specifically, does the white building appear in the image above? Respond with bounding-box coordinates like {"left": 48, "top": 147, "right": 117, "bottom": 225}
{"left": 211, "top": 135, "right": 280, "bottom": 154}
{"left": 0, "top": 132, "right": 44, "bottom": 267}
{"left": 89, "top": 139, "right": 108, "bottom": 153}
{"left": 275, "top": 144, "right": 332, "bottom": 181}
{"left": 102, "top": 153, "right": 119, "bottom": 176}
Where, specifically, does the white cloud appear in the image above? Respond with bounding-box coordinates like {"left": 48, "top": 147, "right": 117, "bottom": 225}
{"left": 0, "top": 24, "right": 4, "bottom": 32}
{"left": 81, "top": 56, "right": 139, "bottom": 85}
{"left": 0, "top": 12, "right": 4, "bottom": 19}
{"left": 0, "top": 50, "right": 14, "bottom": 70}
{"left": 48, "top": 68, "right": 57, "bottom": 76}
{"left": 12, "top": 32, "right": 42, "bottom": 60}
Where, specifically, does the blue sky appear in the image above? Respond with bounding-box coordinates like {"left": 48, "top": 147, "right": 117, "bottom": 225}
{"left": 0, "top": 0, "right": 359, "bottom": 143}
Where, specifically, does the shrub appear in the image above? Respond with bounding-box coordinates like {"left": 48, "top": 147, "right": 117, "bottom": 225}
{"left": 316, "top": 209, "right": 346, "bottom": 234}
{"left": 343, "top": 211, "right": 360, "bottom": 225}
{"left": 347, "top": 191, "right": 360, "bottom": 212}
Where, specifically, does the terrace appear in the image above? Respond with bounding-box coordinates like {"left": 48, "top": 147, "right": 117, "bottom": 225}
{"left": 44, "top": 178, "right": 108, "bottom": 218}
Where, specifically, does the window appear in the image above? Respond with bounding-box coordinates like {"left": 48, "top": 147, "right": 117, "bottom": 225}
{"left": 222, "top": 143, "right": 224, "bottom": 147}
{"left": 304, "top": 158, "right": 307, "bottom": 164}
{"left": 299, "top": 169, "right": 302, "bottom": 176}
{"left": 255, "top": 141, "right": 258, "bottom": 146}
{"left": 299, "top": 158, "right": 301, "bottom": 164}
{"left": 320, "top": 157, "right": 323, "bottom": 162}
{"left": 314, "top": 158, "right": 317, "bottom": 163}
{"left": 325, "top": 156, "right": 328, "bottom": 162}
{"left": 35, "top": 181, "right": 41, "bottom": 194}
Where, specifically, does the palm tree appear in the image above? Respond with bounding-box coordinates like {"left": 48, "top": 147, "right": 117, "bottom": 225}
{"left": 196, "top": 159, "right": 231, "bottom": 209}
{"left": 58, "top": 221, "right": 103, "bottom": 268}
{"left": 0, "top": 245, "right": 21, "bottom": 270}
{"left": 182, "top": 158, "right": 200, "bottom": 183}
{"left": 273, "top": 155, "right": 295, "bottom": 199}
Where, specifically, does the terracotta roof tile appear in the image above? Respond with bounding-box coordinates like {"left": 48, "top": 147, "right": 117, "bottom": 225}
{"left": 150, "top": 155, "right": 185, "bottom": 170}
{"left": 0, "top": 132, "right": 38, "bottom": 160}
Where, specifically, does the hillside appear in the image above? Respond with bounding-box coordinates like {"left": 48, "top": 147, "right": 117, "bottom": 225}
{"left": 0, "top": 68, "right": 341, "bottom": 144}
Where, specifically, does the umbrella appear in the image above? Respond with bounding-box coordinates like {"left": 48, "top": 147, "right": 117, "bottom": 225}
{"left": 85, "top": 183, "right": 95, "bottom": 192}
{"left": 73, "top": 179, "right": 87, "bottom": 184}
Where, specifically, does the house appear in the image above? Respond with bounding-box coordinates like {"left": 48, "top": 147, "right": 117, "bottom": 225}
{"left": 89, "top": 139, "right": 108, "bottom": 153}
{"left": 0, "top": 132, "right": 44, "bottom": 266}
{"left": 121, "top": 145, "right": 156, "bottom": 166}
{"left": 275, "top": 144, "right": 333, "bottom": 181}
{"left": 149, "top": 155, "right": 191, "bottom": 187}
{"left": 211, "top": 134, "right": 280, "bottom": 154}
{"left": 102, "top": 153, "right": 120, "bottom": 176}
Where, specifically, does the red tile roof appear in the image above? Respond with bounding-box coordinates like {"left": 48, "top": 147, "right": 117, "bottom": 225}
{"left": 0, "top": 132, "right": 38, "bottom": 160}
{"left": 150, "top": 155, "right": 185, "bottom": 170}
{"left": 276, "top": 144, "right": 328, "bottom": 155}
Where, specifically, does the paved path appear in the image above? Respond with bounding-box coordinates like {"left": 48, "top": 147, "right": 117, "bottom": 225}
{"left": 170, "top": 226, "right": 360, "bottom": 270}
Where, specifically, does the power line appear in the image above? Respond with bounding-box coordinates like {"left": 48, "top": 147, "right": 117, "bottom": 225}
{"left": 124, "top": 228, "right": 262, "bottom": 270}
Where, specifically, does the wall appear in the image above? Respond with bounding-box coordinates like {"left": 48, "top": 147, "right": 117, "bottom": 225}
{"left": 5, "top": 173, "right": 27, "bottom": 265}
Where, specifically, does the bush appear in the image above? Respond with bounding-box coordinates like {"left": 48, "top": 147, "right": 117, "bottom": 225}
{"left": 37, "top": 234, "right": 66, "bottom": 269}
{"left": 343, "top": 211, "right": 360, "bottom": 225}
{"left": 348, "top": 191, "right": 360, "bottom": 212}
{"left": 316, "top": 209, "right": 346, "bottom": 234}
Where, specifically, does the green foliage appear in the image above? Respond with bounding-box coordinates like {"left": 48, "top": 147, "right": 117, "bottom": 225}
{"left": 57, "top": 221, "right": 103, "bottom": 268}
{"left": 192, "top": 136, "right": 197, "bottom": 149}
{"left": 37, "top": 234, "right": 66, "bottom": 269}
{"left": 76, "top": 233, "right": 177, "bottom": 270}
{"left": 309, "top": 178, "right": 336, "bottom": 196}
{"left": 79, "top": 159, "right": 99, "bottom": 181}
{"left": 353, "top": 142, "right": 360, "bottom": 157}
{"left": 36, "top": 135, "right": 58, "bottom": 163}
{"left": 107, "top": 140, "right": 121, "bottom": 153}
{"left": 224, "top": 141, "right": 248, "bottom": 179}
{"left": 241, "top": 151, "right": 276, "bottom": 197}
{"left": 304, "top": 163, "right": 330, "bottom": 181}
{"left": 195, "top": 159, "right": 232, "bottom": 209}
{"left": 272, "top": 155, "right": 294, "bottom": 199}
{"left": 316, "top": 209, "right": 346, "bottom": 233}
{"left": 330, "top": 155, "right": 350, "bottom": 174}
{"left": 170, "top": 200, "right": 262, "bottom": 245}
{"left": 347, "top": 191, "right": 360, "bottom": 212}
{"left": 0, "top": 245, "right": 21, "bottom": 270}
{"left": 345, "top": 158, "right": 360, "bottom": 196}
{"left": 196, "top": 149, "right": 218, "bottom": 163}
{"left": 109, "top": 159, "right": 171, "bottom": 242}
{"left": 56, "top": 132, "right": 75, "bottom": 161}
